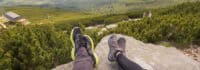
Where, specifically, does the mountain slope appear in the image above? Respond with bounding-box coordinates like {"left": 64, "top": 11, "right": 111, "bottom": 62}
{"left": 0, "top": 0, "right": 197, "bottom": 11}
{"left": 4, "top": 6, "right": 94, "bottom": 24}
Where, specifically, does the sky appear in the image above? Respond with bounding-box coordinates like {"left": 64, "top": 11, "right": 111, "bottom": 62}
{"left": 0, "top": 0, "right": 113, "bottom": 6}
{"left": 0, "top": 0, "right": 117, "bottom": 10}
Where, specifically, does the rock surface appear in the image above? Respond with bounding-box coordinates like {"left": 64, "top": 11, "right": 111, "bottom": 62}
{"left": 53, "top": 34, "right": 200, "bottom": 70}
{"left": 182, "top": 47, "right": 200, "bottom": 63}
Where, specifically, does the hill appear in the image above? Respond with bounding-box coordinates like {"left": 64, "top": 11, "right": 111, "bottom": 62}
{"left": 0, "top": 0, "right": 198, "bottom": 15}
{"left": 0, "top": 1, "right": 200, "bottom": 70}
{"left": 105, "top": 1, "right": 200, "bottom": 47}
{"left": 3, "top": 6, "right": 94, "bottom": 24}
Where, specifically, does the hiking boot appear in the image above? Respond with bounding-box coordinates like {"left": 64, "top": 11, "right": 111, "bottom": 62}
{"left": 83, "top": 35, "right": 99, "bottom": 67}
{"left": 70, "top": 27, "right": 82, "bottom": 60}
{"left": 70, "top": 27, "right": 99, "bottom": 66}
{"left": 108, "top": 35, "right": 123, "bottom": 62}
{"left": 117, "top": 37, "right": 126, "bottom": 55}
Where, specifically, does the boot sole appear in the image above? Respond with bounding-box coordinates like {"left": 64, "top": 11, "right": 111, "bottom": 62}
{"left": 70, "top": 27, "right": 77, "bottom": 60}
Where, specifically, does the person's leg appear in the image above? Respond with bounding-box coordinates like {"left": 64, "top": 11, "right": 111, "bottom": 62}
{"left": 116, "top": 52, "right": 144, "bottom": 70}
{"left": 108, "top": 35, "right": 144, "bottom": 70}
{"left": 70, "top": 27, "right": 99, "bottom": 70}
{"left": 73, "top": 47, "right": 93, "bottom": 70}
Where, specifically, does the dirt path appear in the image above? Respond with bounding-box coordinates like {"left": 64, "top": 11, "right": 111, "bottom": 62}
{"left": 85, "top": 18, "right": 141, "bottom": 35}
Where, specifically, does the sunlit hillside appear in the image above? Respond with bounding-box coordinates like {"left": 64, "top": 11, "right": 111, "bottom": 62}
{"left": 0, "top": 0, "right": 198, "bottom": 14}
{"left": 3, "top": 6, "right": 95, "bottom": 24}
{"left": 0, "top": 1, "right": 200, "bottom": 69}
{"left": 0, "top": 0, "right": 197, "bottom": 24}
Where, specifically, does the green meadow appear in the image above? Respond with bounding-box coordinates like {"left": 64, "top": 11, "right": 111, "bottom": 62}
{"left": 0, "top": 0, "right": 200, "bottom": 69}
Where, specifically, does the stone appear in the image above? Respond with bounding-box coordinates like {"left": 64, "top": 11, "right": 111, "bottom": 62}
{"left": 52, "top": 34, "right": 200, "bottom": 70}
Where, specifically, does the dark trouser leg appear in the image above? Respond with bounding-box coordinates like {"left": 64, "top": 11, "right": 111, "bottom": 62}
{"left": 117, "top": 54, "right": 144, "bottom": 70}
{"left": 73, "top": 47, "right": 94, "bottom": 70}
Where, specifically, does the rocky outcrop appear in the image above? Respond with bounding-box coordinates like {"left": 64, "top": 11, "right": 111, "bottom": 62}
{"left": 53, "top": 34, "right": 200, "bottom": 70}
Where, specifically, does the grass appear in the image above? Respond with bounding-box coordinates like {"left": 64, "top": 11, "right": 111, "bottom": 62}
{"left": 0, "top": 1, "right": 200, "bottom": 69}
{"left": 2, "top": 0, "right": 198, "bottom": 24}
{"left": 104, "top": 1, "right": 200, "bottom": 48}
{"left": 4, "top": 6, "right": 96, "bottom": 24}
{"left": 91, "top": 0, "right": 199, "bottom": 15}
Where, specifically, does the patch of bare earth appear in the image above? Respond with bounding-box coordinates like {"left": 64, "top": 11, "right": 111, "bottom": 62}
{"left": 180, "top": 47, "right": 200, "bottom": 63}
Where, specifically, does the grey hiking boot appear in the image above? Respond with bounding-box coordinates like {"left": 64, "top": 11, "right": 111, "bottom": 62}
{"left": 117, "top": 37, "right": 126, "bottom": 55}
{"left": 117, "top": 37, "right": 126, "bottom": 70}
{"left": 108, "top": 35, "right": 123, "bottom": 62}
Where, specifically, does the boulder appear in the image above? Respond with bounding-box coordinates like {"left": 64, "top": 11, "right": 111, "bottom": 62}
{"left": 53, "top": 34, "right": 200, "bottom": 70}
